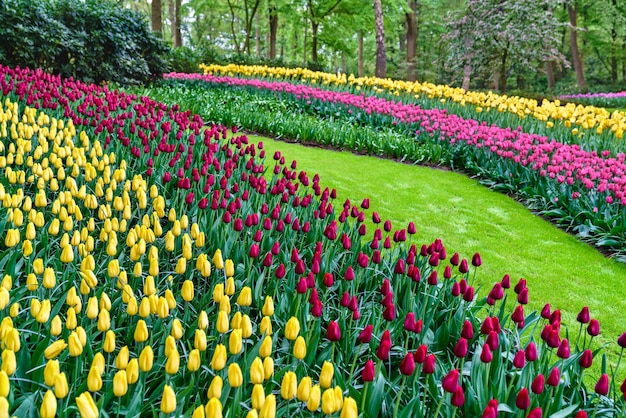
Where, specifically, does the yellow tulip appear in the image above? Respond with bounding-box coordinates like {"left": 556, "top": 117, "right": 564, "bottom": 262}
{"left": 86, "top": 296, "right": 99, "bottom": 319}
{"left": 139, "top": 345, "right": 154, "bottom": 372}
{"left": 165, "top": 349, "right": 180, "bottom": 374}
{"left": 66, "top": 307, "right": 77, "bottom": 330}
{"left": 334, "top": 386, "right": 344, "bottom": 411}
{"left": 107, "top": 260, "right": 120, "bottom": 278}
{"left": 68, "top": 332, "right": 83, "bottom": 356}
{"left": 92, "top": 352, "right": 105, "bottom": 375}
{"left": 206, "top": 375, "right": 223, "bottom": 399}
{"left": 242, "top": 315, "right": 252, "bottom": 338}
{"left": 44, "top": 359, "right": 60, "bottom": 386}
{"left": 165, "top": 335, "right": 177, "bottom": 357}
{"left": 170, "top": 318, "right": 183, "bottom": 339}
{"left": 262, "top": 296, "right": 274, "bottom": 316}
{"left": 187, "top": 349, "right": 201, "bottom": 372}
{"left": 36, "top": 299, "right": 51, "bottom": 323}
{"left": 229, "top": 328, "right": 242, "bottom": 355}
{"left": 134, "top": 319, "right": 149, "bottom": 343}
{"left": 40, "top": 389, "right": 57, "bottom": 418}
{"left": 237, "top": 286, "right": 252, "bottom": 306}
{"left": 263, "top": 357, "right": 274, "bottom": 380}
{"left": 0, "top": 288, "right": 9, "bottom": 311}
{"left": 87, "top": 366, "right": 103, "bottom": 392}
{"left": 259, "top": 394, "right": 276, "bottom": 418}
{"left": 138, "top": 297, "right": 150, "bottom": 318}
{"left": 116, "top": 346, "right": 129, "bottom": 369}
{"left": 225, "top": 277, "right": 235, "bottom": 295}
{"left": 97, "top": 309, "right": 110, "bottom": 332}
{"left": 42, "top": 267, "right": 56, "bottom": 289}
{"left": 340, "top": 397, "right": 358, "bottom": 418}
{"left": 213, "top": 283, "right": 224, "bottom": 303}
{"left": 112, "top": 370, "right": 128, "bottom": 397}
{"left": 225, "top": 259, "right": 234, "bottom": 277}
{"left": 3, "top": 328, "right": 20, "bottom": 352}
{"left": 60, "top": 244, "right": 74, "bottom": 263}
{"left": 1, "top": 275, "right": 11, "bottom": 291}
{"left": 194, "top": 329, "right": 207, "bottom": 351}
{"left": 247, "top": 411, "right": 259, "bottom": 418}
{"left": 297, "top": 376, "right": 312, "bottom": 402}
{"left": 258, "top": 337, "right": 273, "bottom": 360}
{"left": 227, "top": 363, "right": 243, "bottom": 387}
{"left": 320, "top": 361, "right": 334, "bottom": 388}
{"left": 182, "top": 280, "right": 194, "bottom": 302}
{"left": 156, "top": 296, "right": 169, "bottom": 319}
{"left": 143, "top": 275, "right": 155, "bottom": 296}
{"left": 216, "top": 311, "right": 229, "bottom": 334}
{"left": 231, "top": 312, "right": 242, "bottom": 329}
{"left": 26, "top": 273, "right": 38, "bottom": 291}
{"left": 212, "top": 249, "right": 224, "bottom": 269}
{"left": 251, "top": 384, "right": 265, "bottom": 410}
{"left": 205, "top": 398, "right": 222, "bottom": 418}
{"left": 126, "top": 359, "right": 139, "bottom": 384}
{"left": 260, "top": 316, "right": 272, "bottom": 336}
{"left": 192, "top": 406, "right": 205, "bottom": 418}
{"left": 0, "top": 396, "right": 9, "bottom": 416}
{"left": 0, "top": 370, "right": 9, "bottom": 397}
{"left": 198, "top": 310, "right": 209, "bottom": 329}
{"left": 4, "top": 229, "right": 19, "bottom": 247}
{"left": 160, "top": 384, "right": 177, "bottom": 414}
{"left": 44, "top": 340, "right": 67, "bottom": 360}
{"left": 284, "top": 317, "right": 300, "bottom": 340}
{"left": 33, "top": 258, "right": 44, "bottom": 274}
{"left": 50, "top": 315, "right": 62, "bottom": 337}
{"left": 103, "top": 330, "right": 116, "bottom": 353}
{"left": 54, "top": 372, "right": 69, "bottom": 399}
{"left": 281, "top": 371, "right": 297, "bottom": 400}
{"left": 9, "top": 302, "right": 19, "bottom": 318}
{"left": 322, "top": 388, "right": 336, "bottom": 414}
{"left": 76, "top": 391, "right": 98, "bottom": 418}
{"left": 293, "top": 336, "right": 306, "bottom": 360}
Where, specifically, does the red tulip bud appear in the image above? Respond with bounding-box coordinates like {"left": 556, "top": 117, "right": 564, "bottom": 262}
{"left": 399, "top": 353, "right": 415, "bottom": 376}
{"left": 587, "top": 319, "right": 600, "bottom": 337}
{"left": 595, "top": 373, "right": 609, "bottom": 396}
{"left": 422, "top": 354, "right": 436, "bottom": 374}
{"left": 376, "top": 340, "right": 391, "bottom": 361}
{"left": 579, "top": 349, "right": 593, "bottom": 369}
{"left": 527, "top": 407, "right": 543, "bottom": 418}
{"left": 451, "top": 386, "right": 465, "bottom": 407}
{"left": 480, "top": 344, "right": 493, "bottom": 363}
{"left": 362, "top": 359, "right": 375, "bottom": 382}
{"left": 525, "top": 342, "right": 537, "bottom": 362}
{"left": 516, "top": 388, "right": 530, "bottom": 410}
{"left": 442, "top": 369, "right": 459, "bottom": 393}
{"left": 577, "top": 306, "right": 590, "bottom": 324}
{"left": 547, "top": 367, "right": 560, "bottom": 387}
{"left": 471, "top": 252, "right": 482, "bottom": 267}
{"left": 358, "top": 325, "right": 373, "bottom": 344}
{"left": 461, "top": 320, "right": 474, "bottom": 340}
{"left": 326, "top": 321, "right": 341, "bottom": 342}
{"left": 556, "top": 339, "right": 570, "bottom": 359}
{"left": 617, "top": 332, "right": 626, "bottom": 348}
{"left": 531, "top": 374, "right": 545, "bottom": 394}
{"left": 454, "top": 338, "right": 468, "bottom": 358}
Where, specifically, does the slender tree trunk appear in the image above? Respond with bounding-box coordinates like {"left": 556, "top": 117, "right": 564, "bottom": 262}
{"left": 623, "top": 40, "right": 626, "bottom": 82}
{"left": 227, "top": 0, "right": 241, "bottom": 54}
{"left": 311, "top": 21, "right": 319, "bottom": 63}
{"left": 303, "top": 24, "right": 307, "bottom": 64}
{"left": 406, "top": 0, "right": 417, "bottom": 81}
{"left": 268, "top": 5, "right": 278, "bottom": 59}
{"left": 611, "top": 0, "right": 618, "bottom": 83}
{"left": 174, "top": 0, "right": 182, "bottom": 46}
{"left": 373, "top": 0, "right": 386, "bottom": 78}
{"left": 499, "top": 45, "right": 508, "bottom": 93}
{"left": 567, "top": 2, "right": 588, "bottom": 92}
{"left": 358, "top": 30, "right": 364, "bottom": 77}
{"left": 168, "top": 0, "right": 174, "bottom": 43}
{"left": 292, "top": 25, "right": 298, "bottom": 62}
{"left": 546, "top": 61, "right": 555, "bottom": 90}
{"left": 151, "top": 0, "right": 162, "bottom": 37}
{"left": 462, "top": 37, "right": 471, "bottom": 90}
{"left": 255, "top": 11, "right": 261, "bottom": 57}
{"left": 342, "top": 51, "right": 346, "bottom": 73}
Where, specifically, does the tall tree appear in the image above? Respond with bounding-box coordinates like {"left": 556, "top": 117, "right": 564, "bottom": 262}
{"left": 151, "top": 0, "right": 162, "bottom": 37}
{"left": 406, "top": 0, "right": 418, "bottom": 81}
{"left": 306, "top": 0, "right": 344, "bottom": 62}
{"left": 268, "top": 3, "right": 278, "bottom": 59}
{"left": 226, "top": 0, "right": 262, "bottom": 54}
{"left": 567, "top": 0, "right": 588, "bottom": 92}
{"left": 373, "top": 0, "right": 386, "bottom": 77}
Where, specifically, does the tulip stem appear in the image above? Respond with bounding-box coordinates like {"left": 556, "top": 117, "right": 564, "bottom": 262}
{"left": 393, "top": 375, "right": 407, "bottom": 418}
{"left": 360, "top": 381, "right": 369, "bottom": 414}
{"left": 432, "top": 391, "right": 445, "bottom": 418}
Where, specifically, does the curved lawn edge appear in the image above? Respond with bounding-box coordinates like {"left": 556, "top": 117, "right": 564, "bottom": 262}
{"left": 247, "top": 134, "right": 626, "bottom": 365}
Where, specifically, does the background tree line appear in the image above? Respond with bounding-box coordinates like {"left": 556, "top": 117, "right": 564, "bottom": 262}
{"left": 132, "top": 0, "right": 626, "bottom": 95}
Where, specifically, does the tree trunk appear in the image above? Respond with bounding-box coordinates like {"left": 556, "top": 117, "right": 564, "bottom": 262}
{"left": 462, "top": 37, "right": 471, "bottom": 90}
{"left": 406, "top": 0, "right": 417, "bottom": 81}
{"left": 168, "top": 0, "right": 174, "bottom": 43}
{"left": 373, "top": 0, "right": 386, "bottom": 78}
{"left": 567, "top": 2, "right": 588, "bottom": 92}
{"left": 292, "top": 25, "right": 298, "bottom": 62}
{"left": 311, "top": 21, "right": 318, "bottom": 63}
{"left": 546, "top": 61, "right": 555, "bottom": 90}
{"left": 358, "top": 30, "right": 364, "bottom": 77}
{"left": 499, "top": 46, "right": 508, "bottom": 93}
{"left": 255, "top": 11, "right": 261, "bottom": 56}
{"left": 268, "top": 5, "right": 278, "bottom": 59}
{"left": 151, "top": 0, "right": 162, "bottom": 37}
{"left": 623, "top": 40, "right": 626, "bottom": 82}
{"left": 303, "top": 24, "right": 308, "bottom": 64}
{"left": 227, "top": 0, "right": 241, "bottom": 54}
{"left": 174, "top": 0, "right": 182, "bottom": 47}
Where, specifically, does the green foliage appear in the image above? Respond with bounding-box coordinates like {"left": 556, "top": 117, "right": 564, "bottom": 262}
{"left": 0, "top": 0, "right": 169, "bottom": 84}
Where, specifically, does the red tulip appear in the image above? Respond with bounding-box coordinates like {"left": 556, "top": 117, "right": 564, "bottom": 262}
{"left": 547, "top": 367, "right": 560, "bottom": 387}
{"left": 441, "top": 369, "right": 459, "bottom": 393}
{"left": 414, "top": 345, "right": 427, "bottom": 364}
{"left": 383, "top": 304, "right": 396, "bottom": 321}
{"left": 471, "top": 252, "right": 482, "bottom": 267}
{"left": 461, "top": 320, "right": 474, "bottom": 340}
{"left": 556, "top": 339, "right": 570, "bottom": 359}
{"left": 362, "top": 359, "right": 375, "bottom": 382}
{"left": 587, "top": 319, "right": 600, "bottom": 337}
{"left": 454, "top": 338, "right": 468, "bottom": 358}
{"left": 618, "top": 332, "right": 626, "bottom": 348}
{"left": 531, "top": 374, "right": 544, "bottom": 394}
{"left": 480, "top": 344, "right": 493, "bottom": 363}
{"left": 481, "top": 400, "right": 498, "bottom": 418}
{"left": 525, "top": 342, "right": 537, "bottom": 362}
{"left": 540, "top": 303, "right": 551, "bottom": 319}
{"left": 326, "top": 321, "right": 341, "bottom": 342}
{"left": 577, "top": 306, "right": 590, "bottom": 324}
{"left": 595, "top": 373, "right": 609, "bottom": 396}
{"left": 450, "top": 252, "right": 459, "bottom": 266}
{"left": 527, "top": 407, "right": 542, "bottom": 418}
{"left": 376, "top": 339, "right": 391, "bottom": 361}
{"left": 578, "top": 349, "right": 593, "bottom": 369}
{"left": 399, "top": 353, "right": 415, "bottom": 376}
{"left": 404, "top": 313, "right": 416, "bottom": 332}
{"left": 516, "top": 388, "right": 530, "bottom": 410}
{"left": 513, "top": 350, "right": 526, "bottom": 368}
{"left": 358, "top": 325, "right": 373, "bottom": 344}
{"left": 451, "top": 386, "right": 465, "bottom": 407}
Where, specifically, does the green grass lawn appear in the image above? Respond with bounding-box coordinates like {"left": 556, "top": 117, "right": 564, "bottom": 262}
{"left": 247, "top": 134, "right": 626, "bottom": 372}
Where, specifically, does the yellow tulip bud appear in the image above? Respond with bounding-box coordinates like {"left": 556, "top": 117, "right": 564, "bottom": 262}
{"left": 262, "top": 297, "right": 274, "bottom": 316}
{"left": 3, "top": 328, "right": 19, "bottom": 352}
{"left": 33, "top": 258, "right": 44, "bottom": 275}
{"left": 134, "top": 319, "right": 149, "bottom": 343}
{"left": 165, "top": 348, "right": 180, "bottom": 374}
{"left": 297, "top": 376, "right": 312, "bottom": 402}
{"left": 250, "top": 357, "right": 265, "bottom": 385}
{"left": 44, "top": 359, "right": 60, "bottom": 386}
{"left": 126, "top": 359, "right": 139, "bottom": 384}
{"left": 340, "top": 396, "right": 358, "bottom": 418}
{"left": 97, "top": 309, "right": 111, "bottom": 332}
{"left": 192, "top": 405, "right": 206, "bottom": 418}
{"left": 42, "top": 267, "right": 56, "bottom": 289}
{"left": 0, "top": 396, "right": 7, "bottom": 416}
{"left": 175, "top": 258, "right": 187, "bottom": 275}
{"left": 91, "top": 352, "right": 105, "bottom": 375}
{"left": 76, "top": 391, "right": 98, "bottom": 418}
{"left": 9, "top": 302, "right": 19, "bottom": 318}
{"left": 104, "top": 330, "right": 116, "bottom": 353}
{"left": 320, "top": 361, "right": 334, "bottom": 388}
{"left": 205, "top": 398, "right": 222, "bottom": 418}
{"left": 4, "top": 229, "right": 19, "bottom": 247}
{"left": 139, "top": 346, "right": 154, "bottom": 372}
{"left": 54, "top": 371, "right": 69, "bottom": 399}
{"left": 26, "top": 273, "right": 38, "bottom": 291}
{"left": 68, "top": 331, "right": 83, "bottom": 356}
{"left": 161, "top": 384, "right": 177, "bottom": 414}
{"left": 281, "top": 371, "right": 298, "bottom": 400}
{"left": 231, "top": 312, "right": 242, "bottom": 330}
{"left": 263, "top": 357, "right": 274, "bottom": 380}
{"left": 87, "top": 366, "right": 103, "bottom": 392}
{"left": 229, "top": 328, "right": 242, "bottom": 355}
{"left": 259, "top": 393, "right": 276, "bottom": 418}
{"left": 50, "top": 315, "right": 62, "bottom": 337}
{"left": 293, "top": 336, "right": 306, "bottom": 360}
{"left": 259, "top": 336, "right": 272, "bottom": 358}
{"left": 187, "top": 349, "right": 201, "bottom": 372}
{"left": 225, "top": 259, "right": 234, "bottom": 277}
{"left": 198, "top": 310, "right": 209, "bottom": 330}
{"left": 237, "top": 286, "right": 252, "bottom": 306}
{"left": 0, "top": 370, "right": 8, "bottom": 397}
{"left": 225, "top": 277, "right": 235, "bottom": 296}
{"left": 1, "top": 275, "right": 11, "bottom": 291}
{"left": 322, "top": 388, "right": 337, "bottom": 414}
{"left": 260, "top": 316, "right": 272, "bottom": 336}
{"left": 206, "top": 375, "right": 223, "bottom": 399}
{"left": 194, "top": 329, "right": 207, "bottom": 351}
{"left": 171, "top": 318, "right": 183, "bottom": 339}
{"left": 60, "top": 244, "right": 74, "bottom": 263}
{"left": 334, "top": 386, "right": 344, "bottom": 411}
{"left": 285, "top": 317, "right": 300, "bottom": 340}
{"left": 211, "top": 344, "right": 227, "bottom": 371}
{"left": 308, "top": 385, "right": 322, "bottom": 411}
{"left": 213, "top": 249, "right": 224, "bottom": 270}
{"left": 86, "top": 296, "right": 99, "bottom": 319}
{"left": 182, "top": 280, "right": 194, "bottom": 302}
{"left": 1, "top": 350, "right": 15, "bottom": 375}
{"left": 44, "top": 340, "right": 67, "bottom": 360}
{"left": 247, "top": 410, "right": 259, "bottom": 418}
{"left": 213, "top": 283, "right": 224, "bottom": 303}
{"left": 36, "top": 299, "right": 51, "bottom": 324}
{"left": 143, "top": 275, "right": 155, "bottom": 296}
{"left": 227, "top": 363, "right": 243, "bottom": 388}
{"left": 65, "top": 307, "right": 77, "bottom": 330}
{"left": 251, "top": 384, "right": 265, "bottom": 410}
{"left": 107, "top": 260, "right": 120, "bottom": 278}
{"left": 113, "top": 370, "right": 128, "bottom": 397}
{"left": 216, "top": 311, "right": 229, "bottom": 334}
{"left": 40, "top": 389, "right": 57, "bottom": 418}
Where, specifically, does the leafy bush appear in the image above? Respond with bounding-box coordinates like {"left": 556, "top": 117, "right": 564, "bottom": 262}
{"left": 0, "top": 0, "right": 169, "bottom": 84}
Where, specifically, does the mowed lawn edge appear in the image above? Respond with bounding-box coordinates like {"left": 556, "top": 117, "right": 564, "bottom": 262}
{"left": 247, "top": 134, "right": 626, "bottom": 362}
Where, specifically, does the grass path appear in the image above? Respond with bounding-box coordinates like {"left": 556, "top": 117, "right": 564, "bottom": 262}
{"left": 247, "top": 134, "right": 626, "bottom": 360}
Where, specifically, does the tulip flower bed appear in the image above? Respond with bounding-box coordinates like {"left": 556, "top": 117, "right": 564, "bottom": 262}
{"left": 142, "top": 74, "right": 626, "bottom": 259}
{"left": 199, "top": 64, "right": 626, "bottom": 147}
{"left": 559, "top": 92, "right": 626, "bottom": 112}
{"left": 1, "top": 64, "right": 626, "bottom": 418}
